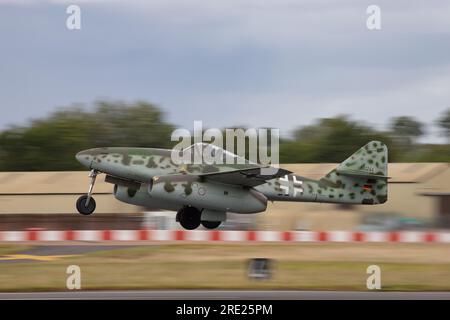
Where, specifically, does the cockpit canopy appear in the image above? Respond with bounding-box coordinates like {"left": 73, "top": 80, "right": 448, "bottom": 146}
{"left": 181, "top": 142, "right": 252, "bottom": 165}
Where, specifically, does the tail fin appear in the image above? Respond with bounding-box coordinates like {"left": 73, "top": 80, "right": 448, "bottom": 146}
{"left": 319, "top": 141, "right": 388, "bottom": 205}
{"left": 336, "top": 140, "right": 388, "bottom": 178}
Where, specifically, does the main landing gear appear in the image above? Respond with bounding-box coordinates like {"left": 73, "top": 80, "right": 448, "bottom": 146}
{"left": 76, "top": 169, "right": 98, "bottom": 215}
{"left": 201, "top": 221, "right": 221, "bottom": 229}
{"left": 176, "top": 207, "right": 222, "bottom": 230}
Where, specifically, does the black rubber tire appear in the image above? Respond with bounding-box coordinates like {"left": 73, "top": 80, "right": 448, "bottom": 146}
{"left": 201, "top": 221, "right": 221, "bottom": 229}
{"left": 179, "top": 207, "right": 201, "bottom": 230}
{"left": 176, "top": 208, "right": 183, "bottom": 222}
{"left": 76, "top": 195, "right": 96, "bottom": 215}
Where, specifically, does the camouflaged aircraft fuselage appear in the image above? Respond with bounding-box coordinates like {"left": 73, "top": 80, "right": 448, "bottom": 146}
{"left": 76, "top": 141, "right": 388, "bottom": 217}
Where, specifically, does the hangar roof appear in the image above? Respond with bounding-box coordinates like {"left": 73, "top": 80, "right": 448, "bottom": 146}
{"left": 0, "top": 163, "right": 447, "bottom": 194}
{"left": 283, "top": 163, "right": 448, "bottom": 184}
{"left": 417, "top": 164, "right": 450, "bottom": 196}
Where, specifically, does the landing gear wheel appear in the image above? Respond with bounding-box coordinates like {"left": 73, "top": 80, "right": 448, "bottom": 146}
{"left": 76, "top": 169, "right": 98, "bottom": 216}
{"left": 201, "top": 221, "right": 221, "bottom": 229}
{"left": 76, "top": 195, "right": 96, "bottom": 215}
{"left": 179, "top": 207, "right": 201, "bottom": 230}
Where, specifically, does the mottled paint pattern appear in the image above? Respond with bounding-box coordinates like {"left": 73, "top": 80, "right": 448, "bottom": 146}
{"left": 76, "top": 141, "right": 388, "bottom": 213}
{"left": 255, "top": 141, "right": 388, "bottom": 204}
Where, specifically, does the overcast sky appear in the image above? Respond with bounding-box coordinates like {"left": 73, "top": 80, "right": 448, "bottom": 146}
{"left": 1, "top": 0, "right": 450, "bottom": 142}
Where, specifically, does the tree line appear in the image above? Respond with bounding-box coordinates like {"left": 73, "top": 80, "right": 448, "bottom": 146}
{"left": 0, "top": 101, "right": 449, "bottom": 171}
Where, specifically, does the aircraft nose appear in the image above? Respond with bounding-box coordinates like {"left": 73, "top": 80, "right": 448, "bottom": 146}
{"left": 75, "top": 150, "right": 94, "bottom": 168}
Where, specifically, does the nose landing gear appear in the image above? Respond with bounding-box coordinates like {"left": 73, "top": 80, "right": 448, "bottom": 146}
{"left": 76, "top": 170, "right": 98, "bottom": 215}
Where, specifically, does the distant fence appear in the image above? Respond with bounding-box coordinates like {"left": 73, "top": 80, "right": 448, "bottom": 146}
{"left": 1, "top": 230, "right": 450, "bottom": 243}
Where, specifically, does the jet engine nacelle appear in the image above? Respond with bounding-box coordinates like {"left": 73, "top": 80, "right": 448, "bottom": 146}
{"left": 148, "top": 180, "right": 267, "bottom": 214}
{"left": 113, "top": 180, "right": 267, "bottom": 214}
{"left": 113, "top": 184, "right": 180, "bottom": 211}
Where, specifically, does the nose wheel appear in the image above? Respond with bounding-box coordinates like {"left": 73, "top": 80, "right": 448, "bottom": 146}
{"left": 76, "top": 195, "right": 96, "bottom": 215}
{"left": 76, "top": 170, "right": 98, "bottom": 215}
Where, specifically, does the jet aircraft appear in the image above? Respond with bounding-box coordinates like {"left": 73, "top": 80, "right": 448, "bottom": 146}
{"left": 75, "top": 141, "right": 388, "bottom": 230}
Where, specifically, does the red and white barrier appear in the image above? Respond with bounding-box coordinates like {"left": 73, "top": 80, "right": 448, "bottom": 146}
{"left": 0, "top": 229, "right": 450, "bottom": 243}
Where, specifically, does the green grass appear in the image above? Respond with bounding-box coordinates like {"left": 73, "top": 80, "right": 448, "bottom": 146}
{"left": 1, "top": 243, "right": 450, "bottom": 292}
{"left": 0, "top": 245, "right": 32, "bottom": 255}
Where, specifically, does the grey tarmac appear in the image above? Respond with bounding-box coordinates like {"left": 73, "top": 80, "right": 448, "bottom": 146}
{"left": 0, "top": 290, "right": 449, "bottom": 300}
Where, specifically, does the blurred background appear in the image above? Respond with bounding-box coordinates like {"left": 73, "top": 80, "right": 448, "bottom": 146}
{"left": 0, "top": 101, "right": 448, "bottom": 232}
{"left": 0, "top": 0, "right": 449, "bottom": 233}
{"left": 0, "top": 0, "right": 449, "bottom": 292}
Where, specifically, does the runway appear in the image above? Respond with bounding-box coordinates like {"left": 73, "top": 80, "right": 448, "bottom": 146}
{"left": 1, "top": 290, "right": 450, "bottom": 300}
{"left": 0, "top": 245, "right": 136, "bottom": 263}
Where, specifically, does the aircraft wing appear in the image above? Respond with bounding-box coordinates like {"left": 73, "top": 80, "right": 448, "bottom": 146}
{"left": 199, "top": 167, "right": 291, "bottom": 187}
{"left": 153, "top": 166, "right": 291, "bottom": 187}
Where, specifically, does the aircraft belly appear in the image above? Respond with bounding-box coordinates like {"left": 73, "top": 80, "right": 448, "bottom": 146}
{"left": 149, "top": 181, "right": 267, "bottom": 213}
{"left": 113, "top": 181, "right": 267, "bottom": 214}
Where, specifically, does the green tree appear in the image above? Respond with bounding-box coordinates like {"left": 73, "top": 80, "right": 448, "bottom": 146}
{"left": 0, "top": 101, "right": 175, "bottom": 171}
{"left": 437, "top": 108, "right": 450, "bottom": 142}
{"left": 389, "top": 116, "right": 424, "bottom": 145}
{"left": 280, "top": 116, "right": 392, "bottom": 163}
{"left": 0, "top": 104, "right": 448, "bottom": 170}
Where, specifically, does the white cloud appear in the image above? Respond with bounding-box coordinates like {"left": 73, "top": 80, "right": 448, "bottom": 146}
{"left": 0, "top": 0, "right": 449, "bottom": 143}
{"left": 174, "top": 64, "right": 450, "bottom": 142}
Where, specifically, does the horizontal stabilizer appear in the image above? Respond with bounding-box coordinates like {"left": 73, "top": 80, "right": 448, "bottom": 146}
{"left": 335, "top": 169, "right": 390, "bottom": 179}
